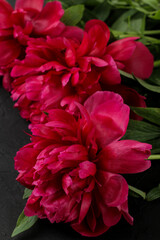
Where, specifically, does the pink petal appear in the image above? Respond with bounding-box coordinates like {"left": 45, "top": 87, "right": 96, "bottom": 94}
{"left": 98, "top": 203, "right": 121, "bottom": 227}
{"left": 105, "top": 84, "right": 146, "bottom": 120}
{"left": 79, "top": 192, "right": 92, "bottom": 223}
{"left": 71, "top": 220, "right": 110, "bottom": 237}
{"left": 85, "top": 19, "right": 110, "bottom": 45}
{"left": 98, "top": 140, "right": 151, "bottom": 174}
{"left": 76, "top": 32, "right": 90, "bottom": 57}
{"left": 25, "top": 75, "right": 44, "bottom": 101}
{"left": 14, "top": 145, "right": 39, "bottom": 171}
{"left": 62, "top": 174, "right": 73, "bottom": 195}
{"left": 0, "top": 0, "right": 13, "bottom": 29}
{"left": 33, "top": 1, "right": 64, "bottom": 34}
{"left": 65, "top": 47, "right": 76, "bottom": 67}
{"left": 0, "top": 39, "right": 21, "bottom": 66}
{"left": 61, "top": 25, "right": 84, "bottom": 43}
{"left": 84, "top": 91, "right": 130, "bottom": 147}
{"left": 79, "top": 161, "right": 96, "bottom": 179}
{"left": 62, "top": 73, "right": 71, "bottom": 87}
{"left": 121, "top": 201, "right": 133, "bottom": 225}
{"left": 58, "top": 145, "right": 88, "bottom": 162}
{"left": 101, "top": 55, "right": 121, "bottom": 85}
{"left": 97, "top": 171, "right": 128, "bottom": 207}
{"left": 106, "top": 37, "right": 139, "bottom": 61}
{"left": 123, "top": 41, "right": 154, "bottom": 79}
{"left": 15, "top": 0, "right": 44, "bottom": 11}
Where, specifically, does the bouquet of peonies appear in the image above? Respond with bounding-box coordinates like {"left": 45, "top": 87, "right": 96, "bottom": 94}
{"left": 0, "top": 0, "right": 160, "bottom": 238}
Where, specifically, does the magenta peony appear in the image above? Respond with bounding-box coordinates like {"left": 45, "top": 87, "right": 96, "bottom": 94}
{"left": 10, "top": 19, "right": 153, "bottom": 122}
{"left": 15, "top": 91, "right": 151, "bottom": 237}
{"left": 0, "top": 0, "right": 83, "bottom": 90}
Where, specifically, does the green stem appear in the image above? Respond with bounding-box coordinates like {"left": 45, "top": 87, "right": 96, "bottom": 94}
{"left": 148, "top": 154, "right": 160, "bottom": 160}
{"left": 129, "top": 185, "right": 146, "bottom": 199}
{"left": 154, "top": 60, "right": 160, "bottom": 68}
{"left": 144, "top": 30, "right": 160, "bottom": 35}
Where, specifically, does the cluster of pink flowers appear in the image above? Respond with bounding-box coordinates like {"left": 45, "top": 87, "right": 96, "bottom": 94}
{"left": 0, "top": 0, "right": 154, "bottom": 237}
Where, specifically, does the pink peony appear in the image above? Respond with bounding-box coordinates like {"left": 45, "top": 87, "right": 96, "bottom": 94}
{"left": 10, "top": 19, "right": 153, "bottom": 122}
{"left": 0, "top": 0, "right": 83, "bottom": 90}
{"left": 15, "top": 91, "right": 151, "bottom": 237}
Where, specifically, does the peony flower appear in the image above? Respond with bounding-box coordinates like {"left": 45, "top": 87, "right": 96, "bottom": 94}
{"left": 10, "top": 19, "right": 153, "bottom": 122}
{"left": 0, "top": 0, "right": 83, "bottom": 90}
{"left": 15, "top": 91, "right": 151, "bottom": 237}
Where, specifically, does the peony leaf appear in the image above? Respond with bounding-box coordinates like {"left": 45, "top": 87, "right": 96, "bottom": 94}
{"left": 119, "top": 71, "right": 160, "bottom": 93}
{"left": 61, "top": 5, "right": 85, "bottom": 26}
{"left": 92, "top": 1, "right": 111, "bottom": 21}
{"left": 129, "top": 185, "right": 146, "bottom": 199}
{"left": 11, "top": 210, "right": 38, "bottom": 237}
{"left": 131, "top": 107, "right": 160, "bottom": 126}
{"left": 134, "top": 75, "right": 160, "bottom": 93}
{"left": 23, "top": 188, "right": 32, "bottom": 199}
{"left": 146, "top": 184, "right": 160, "bottom": 201}
{"left": 122, "top": 119, "right": 160, "bottom": 142}
{"left": 149, "top": 10, "right": 160, "bottom": 19}
{"left": 122, "top": 119, "right": 160, "bottom": 154}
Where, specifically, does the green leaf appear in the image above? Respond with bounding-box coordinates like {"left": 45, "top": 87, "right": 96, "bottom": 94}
{"left": 146, "top": 184, "right": 160, "bottom": 201}
{"left": 93, "top": 1, "right": 111, "bottom": 21}
{"left": 141, "top": 0, "right": 159, "bottom": 10}
{"left": 122, "top": 119, "right": 160, "bottom": 142}
{"left": 11, "top": 211, "right": 38, "bottom": 237}
{"left": 129, "top": 185, "right": 146, "bottom": 199}
{"left": 148, "top": 68, "right": 160, "bottom": 86}
{"left": 61, "top": 5, "right": 85, "bottom": 26}
{"left": 23, "top": 188, "right": 32, "bottom": 199}
{"left": 149, "top": 10, "right": 160, "bottom": 19}
{"left": 131, "top": 107, "right": 160, "bottom": 126}
{"left": 134, "top": 75, "right": 160, "bottom": 93}
{"left": 112, "top": 9, "right": 136, "bottom": 32}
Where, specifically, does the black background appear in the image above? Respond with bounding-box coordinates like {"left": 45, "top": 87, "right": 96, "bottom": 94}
{"left": 0, "top": 1, "right": 160, "bottom": 239}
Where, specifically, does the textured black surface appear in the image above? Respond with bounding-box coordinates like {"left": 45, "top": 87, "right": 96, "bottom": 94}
{"left": 0, "top": 0, "right": 160, "bottom": 239}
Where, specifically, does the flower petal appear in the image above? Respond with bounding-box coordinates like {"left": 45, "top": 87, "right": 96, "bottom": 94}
{"left": 123, "top": 41, "right": 154, "bottom": 79}
{"left": 84, "top": 91, "right": 130, "bottom": 147}
{"left": 15, "top": 0, "right": 44, "bottom": 11}
{"left": 33, "top": 1, "right": 64, "bottom": 34}
{"left": 98, "top": 140, "right": 151, "bottom": 174}
{"left": 0, "top": 39, "right": 21, "bottom": 66}
{"left": 0, "top": 0, "right": 13, "bottom": 29}
{"left": 101, "top": 55, "right": 121, "bottom": 85}
{"left": 97, "top": 171, "right": 128, "bottom": 207}
{"left": 106, "top": 37, "right": 139, "bottom": 61}
{"left": 71, "top": 220, "right": 110, "bottom": 237}
{"left": 79, "top": 192, "right": 92, "bottom": 223}
{"left": 85, "top": 19, "right": 110, "bottom": 45}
